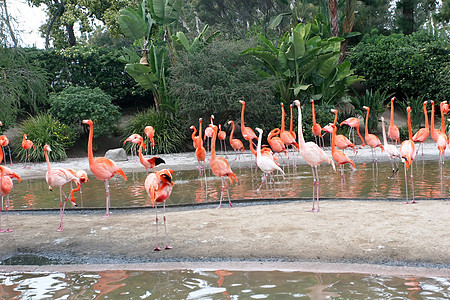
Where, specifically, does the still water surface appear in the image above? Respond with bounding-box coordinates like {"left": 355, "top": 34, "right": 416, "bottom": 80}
{"left": 1, "top": 269, "right": 449, "bottom": 299}
{"left": 7, "top": 160, "right": 449, "bottom": 210}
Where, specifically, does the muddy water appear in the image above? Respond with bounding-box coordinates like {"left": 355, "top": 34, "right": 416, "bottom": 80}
{"left": 5, "top": 160, "right": 448, "bottom": 210}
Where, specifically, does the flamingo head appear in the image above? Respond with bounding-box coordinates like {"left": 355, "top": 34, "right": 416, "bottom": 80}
{"left": 239, "top": 100, "right": 245, "bottom": 105}
{"left": 363, "top": 106, "right": 369, "bottom": 111}
{"left": 381, "top": 116, "right": 385, "bottom": 123}
{"left": 0, "top": 121, "right": 2, "bottom": 126}
{"left": 190, "top": 125, "right": 195, "bottom": 130}
{"left": 158, "top": 169, "right": 174, "bottom": 185}
{"left": 280, "top": 102, "right": 284, "bottom": 107}
{"left": 423, "top": 101, "right": 428, "bottom": 106}
{"left": 310, "top": 99, "right": 314, "bottom": 104}
{"left": 44, "top": 144, "right": 52, "bottom": 152}
{"left": 227, "top": 120, "right": 233, "bottom": 125}
{"left": 391, "top": 97, "right": 396, "bottom": 103}
{"left": 82, "top": 119, "right": 93, "bottom": 126}
{"left": 199, "top": 118, "right": 203, "bottom": 122}
{"left": 331, "top": 109, "right": 337, "bottom": 114}
{"left": 293, "top": 100, "right": 300, "bottom": 107}
{"left": 407, "top": 106, "right": 411, "bottom": 113}
{"left": 322, "top": 124, "right": 333, "bottom": 134}
{"left": 255, "top": 127, "right": 263, "bottom": 135}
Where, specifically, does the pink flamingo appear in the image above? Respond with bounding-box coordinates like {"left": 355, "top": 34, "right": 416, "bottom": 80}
{"left": 83, "top": 119, "right": 128, "bottom": 217}
{"left": 204, "top": 115, "right": 215, "bottom": 153}
{"left": 363, "top": 106, "right": 384, "bottom": 162}
{"left": 69, "top": 169, "right": 89, "bottom": 206}
{"left": 0, "top": 165, "right": 21, "bottom": 232}
{"left": 138, "top": 140, "right": 165, "bottom": 173}
{"left": 388, "top": 97, "right": 401, "bottom": 144}
{"left": 311, "top": 99, "right": 324, "bottom": 147}
{"left": 400, "top": 107, "right": 416, "bottom": 204}
{"left": 21, "top": 134, "right": 35, "bottom": 168}
{"left": 227, "top": 120, "right": 245, "bottom": 164}
{"left": 209, "top": 124, "right": 238, "bottom": 208}
{"left": 239, "top": 100, "right": 259, "bottom": 163}
{"left": 326, "top": 123, "right": 356, "bottom": 182}
{"left": 44, "top": 145, "right": 80, "bottom": 231}
{"left": 144, "top": 125, "right": 155, "bottom": 154}
{"left": 340, "top": 117, "right": 365, "bottom": 147}
{"left": 294, "top": 100, "right": 335, "bottom": 212}
{"left": 0, "top": 122, "right": 12, "bottom": 165}
{"left": 123, "top": 133, "right": 142, "bottom": 159}
{"left": 190, "top": 124, "right": 201, "bottom": 150}
{"left": 145, "top": 169, "right": 175, "bottom": 251}
{"left": 267, "top": 128, "right": 288, "bottom": 157}
{"left": 381, "top": 116, "right": 400, "bottom": 177}
{"left": 324, "top": 109, "right": 357, "bottom": 153}
{"left": 218, "top": 124, "right": 227, "bottom": 153}
{"left": 412, "top": 101, "right": 430, "bottom": 155}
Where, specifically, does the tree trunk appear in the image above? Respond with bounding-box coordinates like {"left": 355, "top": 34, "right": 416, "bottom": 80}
{"left": 2, "top": 0, "right": 17, "bottom": 47}
{"left": 45, "top": 1, "right": 65, "bottom": 50}
{"left": 328, "top": 0, "right": 339, "bottom": 37}
{"left": 339, "top": 0, "right": 356, "bottom": 63}
{"left": 66, "top": 23, "right": 76, "bottom": 46}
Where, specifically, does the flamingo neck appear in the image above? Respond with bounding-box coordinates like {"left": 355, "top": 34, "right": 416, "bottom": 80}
{"left": 364, "top": 109, "right": 370, "bottom": 136}
{"left": 199, "top": 120, "right": 203, "bottom": 140}
{"left": 249, "top": 140, "right": 256, "bottom": 156}
{"left": 331, "top": 126, "right": 336, "bottom": 152}
{"left": 289, "top": 105, "right": 294, "bottom": 133}
{"left": 240, "top": 103, "right": 246, "bottom": 135}
{"left": 333, "top": 111, "right": 338, "bottom": 126}
{"left": 191, "top": 126, "right": 197, "bottom": 141}
{"left": 390, "top": 99, "right": 395, "bottom": 125}
{"left": 431, "top": 103, "right": 436, "bottom": 134}
{"left": 281, "top": 104, "right": 285, "bottom": 133}
{"left": 296, "top": 105, "right": 306, "bottom": 149}
{"left": 312, "top": 101, "right": 317, "bottom": 124}
{"left": 381, "top": 119, "right": 388, "bottom": 145}
{"left": 408, "top": 110, "right": 413, "bottom": 140}
{"left": 229, "top": 122, "right": 234, "bottom": 144}
{"left": 424, "top": 104, "right": 429, "bottom": 130}
{"left": 257, "top": 130, "right": 262, "bottom": 158}
{"left": 210, "top": 127, "right": 217, "bottom": 162}
{"left": 87, "top": 123, "right": 95, "bottom": 166}
{"left": 440, "top": 107, "right": 446, "bottom": 132}
{"left": 138, "top": 142, "right": 144, "bottom": 161}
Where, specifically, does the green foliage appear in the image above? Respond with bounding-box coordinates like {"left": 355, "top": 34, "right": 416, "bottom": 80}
{"left": 15, "top": 114, "right": 77, "bottom": 162}
{"left": 299, "top": 102, "right": 342, "bottom": 142}
{"left": 0, "top": 48, "right": 48, "bottom": 130}
{"left": 125, "top": 108, "right": 186, "bottom": 153}
{"left": 350, "top": 89, "right": 393, "bottom": 132}
{"left": 172, "top": 25, "right": 220, "bottom": 54}
{"left": 168, "top": 39, "right": 281, "bottom": 132}
{"left": 396, "top": 94, "right": 427, "bottom": 128}
{"left": 348, "top": 30, "right": 450, "bottom": 104}
{"left": 24, "top": 46, "right": 148, "bottom": 107}
{"left": 49, "top": 86, "right": 121, "bottom": 138}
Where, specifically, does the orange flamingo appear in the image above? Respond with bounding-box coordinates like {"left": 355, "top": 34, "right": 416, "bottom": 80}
{"left": 192, "top": 121, "right": 207, "bottom": 176}
{"left": 144, "top": 125, "right": 155, "bottom": 154}
{"left": 400, "top": 107, "right": 416, "bottom": 204}
{"left": 239, "top": 100, "right": 258, "bottom": 162}
{"left": 145, "top": 168, "right": 175, "bottom": 251}
{"left": 204, "top": 114, "right": 215, "bottom": 152}
{"left": 289, "top": 104, "right": 296, "bottom": 140}
{"left": 294, "top": 100, "right": 335, "bottom": 212}
{"left": 267, "top": 128, "right": 288, "bottom": 156}
{"left": 44, "top": 145, "right": 80, "bottom": 231}
{"left": 340, "top": 117, "right": 365, "bottom": 147}
{"left": 412, "top": 101, "right": 430, "bottom": 155}
{"left": 21, "top": 134, "right": 35, "bottom": 168}
{"left": 430, "top": 100, "right": 447, "bottom": 142}
{"left": 227, "top": 120, "right": 244, "bottom": 154}
{"left": 83, "top": 119, "right": 128, "bottom": 217}
{"left": 326, "top": 109, "right": 357, "bottom": 153}
{"left": 311, "top": 99, "right": 324, "bottom": 147}
{"left": 381, "top": 116, "right": 400, "bottom": 177}
{"left": 388, "top": 97, "right": 401, "bottom": 144}
{"left": 123, "top": 133, "right": 142, "bottom": 159}
{"left": 362, "top": 106, "right": 384, "bottom": 162}
{"left": 281, "top": 103, "right": 299, "bottom": 149}
{"left": 327, "top": 123, "right": 356, "bottom": 181}
{"left": 209, "top": 124, "right": 238, "bottom": 208}
{"left": 190, "top": 123, "right": 201, "bottom": 150}
{"left": 0, "top": 165, "right": 20, "bottom": 232}
{"left": 218, "top": 124, "right": 227, "bottom": 153}
{"left": 138, "top": 140, "right": 165, "bottom": 173}
{"left": 0, "top": 122, "right": 12, "bottom": 165}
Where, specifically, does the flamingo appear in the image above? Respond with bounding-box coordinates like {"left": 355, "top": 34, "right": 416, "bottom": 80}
{"left": 311, "top": 99, "right": 324, "bottom": 147}
{"left": 138, "top": 140, "right": 165, "bottom": 173}
{"left": 218, "top": 124, "right": 227, "bottom": 153}
{"left": 430, "top": 101, "right": 448, "bottom": 164}
{"left": 204, "top": 115, "right": 215, "bottom": 153}
{"left": 0, "top": 122, "right": 12, "bottom": 165}
{"left": 412, "top": 101, "right": 430, "bottom": 155}
{"left": 144, "top": 125, "right": 155, "bottom": 154}
{"left": 83, "top": 119, "right": 128, "bottom": 217}
{"left": 340, "top": 117, "right": 365, "bottom": 147}
{"left": 69, "top": 169, "right": 89, "bottom": 206}
{"left": 267, "top": 128, "right": 288, "bottom": 157}
{"left": 145, "top": 168, "right": 175, "bottom": 251}
{"left": 227, "top": 120, "right": 245, "bottom": 164}
{"left": 239, "top": 100, "right": 258, "bottom": 163}
{"left": 255, "top": 127, "right": 285, "bottom": 192}
{"left": 0, "top": 165, "right": 21, "bottom": 232}
{"left": 326, "top": 109, "right": 358, "bottom": 154}
{"left": 430, "top": 100, "right": 446, "bottom": 142}
{"left": 190, "top": 124, "right": 201, "bottom": 150}
{"left": 327, "top": 123, "right": 356, "bottom": 182}
{"left": 44, "top": 145, "right": 80, "bottom": 231}
{"left": 294, "top": 100, "right": 335, "bottom": 212}
{"left": 388, "top": 97, "right": 401, "bottom": 144}
{"left": 21, "top": 134, "right": 35, "bottom": 168}
{"left": 381, "top": 116, "right": 400, "bottom": 177}
{"left": 281, "top": 103, "right": 299, "bottom": 149}
{"left": 289, "top": 104, "right": 296, "bottom": 140}
{"left": 400, "top": 107, "right": 416, "bottom": 204}
{"left": 123, "top": 133, "right": 142, "bottom": 159}
{"left": 209, "top": 124, "right": 238, "bottom": 208}
{"left": 363, "top": 106, "right": 384, "bottom": 162}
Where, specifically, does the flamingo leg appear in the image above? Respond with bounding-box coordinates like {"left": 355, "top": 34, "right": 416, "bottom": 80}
{"left": 340, "top": 165, "right": 344, "bottom": 184}
{"left": 311, "top": 166, "right": 317, "bottom": 212}
{"left": 5, "top": 195, "right": 12, "bottom": 232}
{"left": 410, "top": 165, "right": 416, "bottom": 203}
{"left": 0, "top": 196, "right": 4, "bottom": 232}
{"left": 57, "top": 187, "right": 68, "bottom": 232}
{"left": 217, "top": 177, "right": 225, "bottom": 208}
{"left": 154, "top": 202, "right": 161, "bottom": 251}
{"left": 314, "top": 166, "right": 321, "bottom": 212}
{"left": 257, "top": 173, "right": 267, "bottom": 193}
{"left": 104, "top": 180, "right": 110, "bottom": 217}
{"left": 404, "top": 163, "right": 409, "bottom": 204}
{"left": 163, "top": 201, "right": 172, "bottom": 250}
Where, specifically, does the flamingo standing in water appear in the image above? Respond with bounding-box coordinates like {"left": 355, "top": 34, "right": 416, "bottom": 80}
{"left": 239, "top": 100, "right": 258, "bottom": 162}
{"left": 388, "top": 97, "right": 401, "bottom": 144}
{"left": 412, "top": 101, "right": 430, "bottom": 156}
{"left": 204, "top": 115, "right": 215, "bottom": 153}
{"left": 430, "top": 101, "right": 447, "bottom": 164}
{"left": 267, "top": 128, "right": 288, "bottom": 158}
{"left": 324, "top": 109, "right": 357, "bottom": 154}
{"left": 280, "top": 103, "right": 299, "bottom": 165}
{"left": 400, "top": 107, "right": 416, "bottom": 204}
{"left": 21, "top": 134, "right": 35, "bottom": 168}
{"left": 326, "top": 123, "right": 356, "bottom": 182}
{"left": 0, "top": 165, "right": 21, "bottom": 232}
{"left": 191, "top": 121, "right": 207, "bottom": 176}
{"left": 83, "top": 119, "right": 128, "bottom": 217}
{"left": 218, "top": 124, "right": 227, "bottom": 153}
{"left": 138, "top": 140, "right": 165, "bottom": 173}
{"left": 363, "top": 106, "right": 384, "bottom": 162}
{"left": 227, "top": 120, "right": 244, "bottom": 164}
{"left": 69, "top": 169, "right": 89, "bottom": 206}
{"left": 123, "top": 134, "right": 142, "bottom": 159}
{"left": 255, "top": 127, "right": 285, "bottom": 192}
{"left": 340, "top": 117, "right": 365, "bottom": 147}
{"left": 144, "top": 125, "right": 155, "bottom": 154}
{"left": 381, "top": 116, "right": 400, "bottom": 177}
{"left": 44, "top": 145, "right": 80, "bottom": 231}
{"left": 294, "top": 100, "right": 335, "bottom": 212}
{"left": 145, "top": 168, "right": 175, "bottom": 251}
{"left": 311, "top": 99, "right": 324, "bottom": 147}
{"left": 209, "top": 124, "right": 238, "bottom": 208}
{"left": 0, "top": 122, "right": 12, "bottom": 165}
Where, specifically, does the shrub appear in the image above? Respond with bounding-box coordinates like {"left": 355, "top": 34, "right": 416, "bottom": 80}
{"left": 125, "top": 109, "right": 187, "bottom": 154}
{"left": 348, "top": 30, "right": 450, "bottom": 104}
{"left": 49, "top": 86, "right": 121, "bottom": 138}
{"left": 350, "top": 89, "right": 393, "bottom": 132}
{"left": 15, "top": 114, "right": 77, "bottom": 162}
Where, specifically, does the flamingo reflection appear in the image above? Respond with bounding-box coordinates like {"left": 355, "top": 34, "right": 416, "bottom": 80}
{"left": 94, "top": 270, "right": 130, "bottom": 299}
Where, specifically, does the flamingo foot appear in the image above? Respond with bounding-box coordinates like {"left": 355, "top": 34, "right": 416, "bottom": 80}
{"left": 216, "top": 205, "right": 222, "bottom": 209}
{"left": 6, "top": 229, "right": 12, "bottom": 232}
{"left": 165, "top": 245, "right": 173, "bottom": 250}
{"left": 405, "top": 201, "right": 410, "bottom": 204}
{"left": 0, "top": 229, "right": 5, "bottom": 233}
{"left": 154, "top": 246, "right": 162, "bottom": 251}
{"left": 57, "top": 227, "right": 63, "bottom": 232}
{"left": 229, "top": 202, "right": 233, "bottom": 208}
{"left": 412, "top": 200, "right": 417, "bottom": 203}
{"left": 103, "top": 213, "right": 110, "bottom": 218}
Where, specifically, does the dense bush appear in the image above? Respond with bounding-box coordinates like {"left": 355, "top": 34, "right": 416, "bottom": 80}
{"left": 49, "top": 86, "right": 121, "bottom": 138}
{"left": 350, "top": 89, "right": 393, "bottom": 132}
{"left": 348, "top": 30, "right": 450, "bottom": 104}
{"left": 24, "top": 46, "right": 149, "bottom": 107}
{"left": 125, "top": 109, "right": 187, "bottom": 154}
{"left": 168, "top": 39, "right": 281, "bottom": 132}
{"left": 15, "top": 114, "right": 77, "bottom": 162}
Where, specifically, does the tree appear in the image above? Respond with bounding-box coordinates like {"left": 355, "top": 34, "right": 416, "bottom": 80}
{"left": 0, "top": 0, "right": 17, "bottom": 47}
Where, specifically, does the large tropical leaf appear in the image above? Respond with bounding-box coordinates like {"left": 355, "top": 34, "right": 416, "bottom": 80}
{"left": 118, "top": 8, "right": 148, "bottom": 40}
{"left": 149, "top": 0, "right": 182, "bottom": 25}
{"left": 125, "top": 63, "right": 158, "bottom": 90}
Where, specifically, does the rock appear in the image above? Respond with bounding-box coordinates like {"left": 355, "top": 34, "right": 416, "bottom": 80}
{"left": 104, "top": 148, "right": 127, "bottom": 161}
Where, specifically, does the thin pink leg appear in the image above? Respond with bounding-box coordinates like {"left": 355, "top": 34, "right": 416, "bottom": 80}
{"left": 315, "top": 167, "right": 320, "bottom": 212}
{"left": 310, "top": 166, "right": 316, "bottom": 212}
{"left": 5, "top": 195, "right": 12, "bottom": 232}
{"left": 226, "top": 180, "right": 232, "bottom": 207}
{"left": 154, "top": 202, "right": 161, "bottom": 251}
{"left": 57, "top": 188, "right": 68, "bottom": 231}
{"left": 0, "top": 196, "right": 4, "bottom": 232}
{"left": 163, "top": 201, "right": 172, "bottom": 250}
{"left": 104, "top": 180, "right": 110, "bottom": 217}
{"left": 404, "top": 163, "right": 409, "bottom": 204}
{"left": 217, "top": 177, "right": 225, "bottom": 208}
{"left": 410, "top": 165, "right": 416, "bottom": 203}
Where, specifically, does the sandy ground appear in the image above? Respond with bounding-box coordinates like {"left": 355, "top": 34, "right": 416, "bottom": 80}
{"left": 0, "top": 142, "right": 449, "bottom": 276}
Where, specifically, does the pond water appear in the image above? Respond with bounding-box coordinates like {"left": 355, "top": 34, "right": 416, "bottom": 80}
{"left": 5, "top": 159, "right": 450, "bottom": 210}
{"left": 1, "top": 269, "right": 449, "bottom": 299}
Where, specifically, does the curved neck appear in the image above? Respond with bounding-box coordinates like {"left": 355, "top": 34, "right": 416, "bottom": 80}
{"left": 364, "top": 109, "right": 370, "bottom": 136}
{"left": 423, "top": 104, "right": 429, "bottom": 129}
{"left": 229, "top": 122, "right": 234, "bottom": 143}
{"left": 138, "top": 141, "right": 144, "bottom": 161}
{"left": 44, "top": 148, "right": 52, "bottom": 185}
{"left": 296, "top": 105, "right": 306, "bottom": 148}
{"left": 191, "top": 126, "right": 197, "bottom": 140}
{"left": 312, "top": 101, "right": 317, "bottom": 124}
{"left": 281, "top": 104, "right": 285, "bottom": 133}
{"left": 390, "top": 99, "right": 395, "bottom": 125}
{"left": 87, "top": 123, "right": 95, "bottom": 165}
